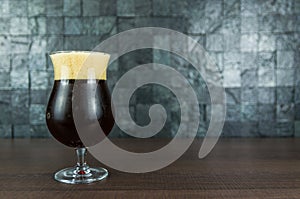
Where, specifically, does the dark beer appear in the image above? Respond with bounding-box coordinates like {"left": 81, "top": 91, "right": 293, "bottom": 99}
{"left": 46, "top": 80, "right": 114, "bottom": 148}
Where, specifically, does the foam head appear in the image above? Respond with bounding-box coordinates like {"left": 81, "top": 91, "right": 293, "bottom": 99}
{"left": 50, "top": 51, "right": 110, "bottom": 80}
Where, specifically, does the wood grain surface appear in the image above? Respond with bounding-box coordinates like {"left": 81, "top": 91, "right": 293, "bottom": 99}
{"left": 1, "top": 138, "right": 300, "bottom": 199}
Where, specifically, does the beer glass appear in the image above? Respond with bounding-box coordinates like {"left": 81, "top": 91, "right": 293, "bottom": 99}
{"left": 46, "top": 51, "right": 114, "bottom": 184}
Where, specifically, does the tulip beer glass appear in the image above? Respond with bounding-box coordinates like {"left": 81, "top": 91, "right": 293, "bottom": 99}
{"left": 46, "top": 51, "right": 114, "bottom": 184}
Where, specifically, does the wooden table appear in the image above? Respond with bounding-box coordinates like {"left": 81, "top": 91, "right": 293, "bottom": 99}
{"left": 1, "top": 138, "right": 300, "bottom": 198}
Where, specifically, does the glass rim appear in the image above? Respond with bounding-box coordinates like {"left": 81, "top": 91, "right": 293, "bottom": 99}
{"left": 49, "top": 51, "right": 110, "bottom": 56}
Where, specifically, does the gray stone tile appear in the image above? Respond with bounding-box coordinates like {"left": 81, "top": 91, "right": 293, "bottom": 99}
{"left": 135, "top": 17, "right": 188, "bottom": 33}
{"left": 0, "top": 90, "right": 11, "bottom": 104}
{"left": 28, "top": 17, "right": 46, "bottom": 35}
{"left": 296, "top": 67, "right": 300, "bottom": 87}
{"left": 226, "top": 105, "right": 241, "bottom": 121}
{"left": 208, "top": 52, "right": 223, "bottom": 72}
{"left": 295, "top": 121, "right": 300, "bottom": 137}
{"left": 241, "top": 0, "right": 258, "bottom": 16}
{"left": 221, "top": 16, "right": 241, "bottom": 34}
{"left": 13, "top": 125, "right": 30, "bottom": 138}
{"left": 258, "top": 104, "right": 275, "bottom": 121}
{"left": 28, "top": 0, "right": 46, "bottom": 17}
{"left": 276, "top": 68, "right": 294, "bottom": 86}
{"left": 223, "top": 69, "right": 241, "bottom": 88}
{"left": 9, "top": 0, "right": 28, "bottom": 17}
{"left": 295, "top": 104, "right": 300, "bottom": 120}
{"left": 241, "top": 52, "right": 258, "bottom": 70}
{"left": 30, "top": 70, "right": 48, "bottom": 90}
{"left": 258, "top": 87, "right": 275, "bottom": 104}
{"left": 188, "top": 17, "right": 206, "bottom": 34}
{"left": 223, "top": 33, "right": 240, "bottom": 52}
{"left": 241, "top": 33, "right": 258, "bottom": 52}
{"left": 276, "top": 33, "right": 298, "bottom": 50}
{"left": 258, "top": 33, "right": 276, "bottom": 52}
{"left": 29, "top": 36, "right": 47, "bottom": 55}
{"left": 0, "top": 125, "right": 12, "bottom": 138}
{"left": 222, "top": 122, "right": 244, "bottom": 137}
{"left": 153, "top": 0, "right": 177, "bottom": 16}
{"left": 117, "top": 18, "right": 135, "bottom": 32}
{"left": 11, "top": 105, "right": 29, "bottom": 125}
{"left": 258, "top": 14, "right": 277, "bottom": 33}
{"left": 29, "top": 104, "right": 46, "bottom": 125}
{"left": 205, "top": 0, "right": 223, "bottom": 18}
{"left": 205, "top": 16, "right": 223, "bottom": 34}
{"left": 10, "top": 18, "right": 29, "bottom": 35}
{"left": 224, "top": 52, "right": 241, "bottom": 70}
{"left": 224, "top": 0, "right": 241, "bottom": 16}
{"left": 241, "top": 87, "right": 258, "bottom": 104}
{"left": 10, "top": 36, "right": 30, "bottom": 54}
{"left": 241, "top": 69, "right": 257, "bottom": 88}
{"left": 186, "top": 0, "right": 205, "bottom": 33}
{"left": 242, "top": 104, "right": 258, "bottom": 122}
{"left": 46, "top": 36, "right": 64, "bottom": 52}
{"left": 257, "top": 52, "right": 275, "bottom": 69}
{"left": 277, "top": 87, "right": 294, "bottom": 104}
{"left": 63, "top": 0, "right": 81, "bottom": 16}
{"left": 9, "top": 106, "right": 23, "bottom": 128}
{"left": 153, "top": 49, "right": 171, "bottom": 66}
{"left": 82, "top": 17, "right": 116, "bottom": 35}
{"left": 261, "top": 0, "right": 293, "bottom": 15}
{"left": 0, "top": 18, "right": 10, "bottom": 34}
{"left": 295, "top": 0, "right": 300, "bottom": 14}
{"left": 30, "top": 124, "right": 50, "bottom": 138}
{"left": 276, "top": 15, "right": 295, "bottom": 33}
{"left": 0, "top": 103, "right": 11, "bottom": 124}
{"left": 10, "top": 71, "right": 29, "bottom": 89}
{"left": 277, "top": 51, "right": 294, "bottom": 68}
{"left": 276, "top": 122, "right": 294, "bottom": 137}
{"left": 82, "top": 0, "right": 100, "bottom": 16}
{"left": 0, "top": 90, "right": 12, "bottom": 125}
{"left": 241, "top": 16, "right": 258, "bottom": 33}
{"left": 11, "top": 54, "right": 28, "bottom": 71}
{"left": 197, "top": 121, "right": 209, "bottom": 138}
{"left": 258, "top": 122, "right": 276, "bottom": 137}
{"left": 0, "top": 0, "right": 10, "bottom": 17}
{"left": 295, "top": 87, "right": 300, "bottom": 104}
{"left": 0, "top": 36, "right": 10, "bottom": 55}
{"left": 30, "top": 90, "right": 49, "bottom": 105}
{"left": 117, "top": 0, "right": 135, "bottom": 16}
{"left": 258, "top": 68, "right": 275, "bottom": 87}
{"left": 0, "top": 55, "right": 10, "bottom": 72}
{"left": 276, "top": 104, "right": 295, "bottom": 122}
{"left": 83, "top": 0, "right": 116, "bottom": 16}
{"left": 135, "top": 0, "right": 152, "bottom": 16}
{"left": 11, "top": 89, "right": 29, "bottom": 108}
{"left": 46, "top": 0, "right": 63, "bottom": 16}
{"left": 169, "top": 1, "right": 187, "bottom": 17}
{"left": 294, "top": 50, "right": 300, "bottom": 68}
{"left": 206, "top": 34, "right": 224, "bottom": 52}
{"left": 296, "top": 15, "right": 300, "bottom": 32}
{"left": 28, "top": 54, "right": 47, "bottom": 71}
{"left": 64, "top": 17, "right": 83, "bottom": 35}
{"left": 135, "top": 85, "right": 153, "bottom": 104}
{"left": 63, "top": 36, "right": 100, "bottom": 51}
{"left": 119, "top": 49, "right": 152, "bottom": 72}
{"left": 46, "top": 17, "right": 64, "bottom": 35}
{"left": 0, "top": 72, "right": 10, "bottom": 89}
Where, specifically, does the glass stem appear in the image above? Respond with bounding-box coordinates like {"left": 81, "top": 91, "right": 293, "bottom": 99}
{"left": 76, "top": 148, "right": 87, "bottom": 168}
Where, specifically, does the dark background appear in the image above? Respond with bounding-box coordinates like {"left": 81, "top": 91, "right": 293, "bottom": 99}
{"left": 0, "top": 0, "right": 299, "bottom": 138}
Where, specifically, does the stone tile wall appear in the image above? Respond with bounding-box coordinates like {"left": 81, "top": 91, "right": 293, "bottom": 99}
{"left": 0, "top": 0, "right": 299, "bottom": 138}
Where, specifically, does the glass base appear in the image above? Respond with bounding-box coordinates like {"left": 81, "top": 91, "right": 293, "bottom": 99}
{"left": 54, "top": 166, "right": 108, "bottom": 184}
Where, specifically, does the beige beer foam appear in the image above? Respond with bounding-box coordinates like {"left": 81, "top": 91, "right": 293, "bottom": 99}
{"left": 50, "top": 51, "right": 110, "bottom": 80}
